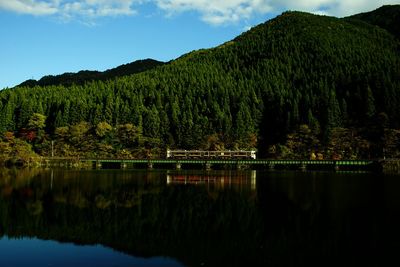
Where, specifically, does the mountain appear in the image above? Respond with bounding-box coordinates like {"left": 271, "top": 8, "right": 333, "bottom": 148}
{"left": 17, "top": 58, "right": 164, "bottom": 88}
{"left": 348, "top": 5, "right": 400, "bottom": 38}
{"left": 1, "top": 6, "right": 400, "bottom": 160}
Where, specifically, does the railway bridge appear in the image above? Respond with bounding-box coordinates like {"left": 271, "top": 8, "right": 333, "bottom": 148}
{"left": 42, "top": 157, "right": 378, "bottom": 171}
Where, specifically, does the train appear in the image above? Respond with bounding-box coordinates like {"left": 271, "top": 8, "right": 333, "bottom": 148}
{"left": 166, "top": 149, "right": 256, "bottom": 159}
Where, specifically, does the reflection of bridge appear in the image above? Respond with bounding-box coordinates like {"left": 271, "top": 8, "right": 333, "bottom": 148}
{"left": 166, "top": 170, "right": 257, "bottom": 191}
{"left": 43, "top": 157, "right": 377, "bottom": 171}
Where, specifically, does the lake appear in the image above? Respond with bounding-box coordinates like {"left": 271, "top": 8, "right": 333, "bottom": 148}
{"left": 0, "top": 168, "right": 399, "bottom": 266}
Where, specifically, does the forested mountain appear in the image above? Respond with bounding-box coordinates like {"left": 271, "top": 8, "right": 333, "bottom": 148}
{"left": 349, "top": 5, "right": 400, "bottom": 38}
{"left": 17, "top": 59, "right": 164, "bottom": 88}
{"left": 1, "top": 6, "right": 400, "bottom": 161}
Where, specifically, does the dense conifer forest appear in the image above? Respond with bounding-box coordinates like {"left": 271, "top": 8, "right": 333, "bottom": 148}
{"left": 1, "top": 5, "right": 400, "bottom": 163}
{"left": 17, "top": 59, "right": 164, "bottom": 88}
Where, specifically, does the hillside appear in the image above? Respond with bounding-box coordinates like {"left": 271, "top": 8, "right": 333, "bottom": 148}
{"left": 1, "top": 7, "right": 400, "bottom": 160}
{"left": 17, "top": 58, "right": 164, "bottom": 88}
{"left": 349, "top": 5, "right": 400, "bottom": 38}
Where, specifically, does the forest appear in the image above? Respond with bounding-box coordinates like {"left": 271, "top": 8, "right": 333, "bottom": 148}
{"left": 0, "top": 5, "right": 400, "bottom": 163}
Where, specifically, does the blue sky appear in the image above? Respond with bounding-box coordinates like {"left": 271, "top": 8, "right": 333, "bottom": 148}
{"left": 0, "top": 0, "right": 396, "bottom": 89}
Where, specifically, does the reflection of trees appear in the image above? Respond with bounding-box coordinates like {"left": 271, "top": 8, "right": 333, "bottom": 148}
{"left": 256, "top": 171, "right": 400, "bottom": 267}
{"left": 0, "top": 169, "right": 264, "bottom": 266}
{"left": 0, "top": 168, "right": 42, "bottom": 189}
{"left": 0, "top": 169, "right": 398, "bottom": 266}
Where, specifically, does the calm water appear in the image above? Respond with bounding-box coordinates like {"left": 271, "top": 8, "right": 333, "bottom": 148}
{"left": 0, "top": 168, "right": 399, "bottom": 267}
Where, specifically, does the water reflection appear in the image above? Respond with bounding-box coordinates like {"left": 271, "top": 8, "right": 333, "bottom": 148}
{"left": 166, "top": 170, "right": 257, "bottom": 191}
{"left": 0, "top": 168, "right": 399, "bottom": 266}
{"left": 0, "top": 237, "right": 183, "bottom": 267}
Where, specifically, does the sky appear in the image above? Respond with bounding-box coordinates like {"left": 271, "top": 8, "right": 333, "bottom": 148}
{"left": 0, "top": 0, "right": 397, "bottom": 89}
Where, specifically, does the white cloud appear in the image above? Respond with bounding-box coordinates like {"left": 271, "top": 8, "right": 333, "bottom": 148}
{"left": 154, "top": 0, "right": 397, "bottom": 25}
{"left": 0, "top": 0, "right": 58, "bottom": 15}
{"left": 265, "top": 0, "right": 396, "bottom": 17}
{"left": 156, "top": 0, "right": 273, "bottom": 24}
{"left": 0, "top": 0, "right": 139, "bottom": 18}
{"left": 70, "top": 0, "right": 138, "bottom": 17}
{"left": 0, "top": 1, "right": 397, "bottom": 25}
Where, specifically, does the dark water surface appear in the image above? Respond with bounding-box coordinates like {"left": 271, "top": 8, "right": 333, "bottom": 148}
{"left": 0, "top": 168, "right": 399, "bottom": 267}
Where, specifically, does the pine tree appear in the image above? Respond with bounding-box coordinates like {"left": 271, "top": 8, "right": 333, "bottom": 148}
{"left": 365, "top": 86, "right": 376, "bottom": 118}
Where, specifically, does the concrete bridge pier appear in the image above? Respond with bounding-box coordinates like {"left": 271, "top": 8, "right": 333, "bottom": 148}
{"left": 205, "top": 162, "right": 212, "bottom": 171}
{"left": 269, "top": 163, "right": 275, "bottom": 170}
{"left": 300, "top": 163, "right": 306, "bottom": 171}
{"left": 176, "top": 163, "right": 182, "bottom": 170}
{"left": 334, "top": 163, "right": 340, "bottom": 171}
{"left": 96, "top": 161, "right": 102, "bottom": 169}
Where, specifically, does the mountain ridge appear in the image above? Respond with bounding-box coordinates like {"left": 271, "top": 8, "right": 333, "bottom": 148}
{"left": 348, "top": 5, "right": 400, "bottom": 38}
{"left": 17, "top": 58, "right": 164, "bottom": 88}
{"left": 14, "top": 5, "right": 400, "bottom": 89}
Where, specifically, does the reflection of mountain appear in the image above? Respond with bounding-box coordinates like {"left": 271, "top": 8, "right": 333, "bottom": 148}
{"left": 0, "top": 237, "right": 184, "bottom": 267}
{"left": 0, "top": 169, "right": 399, "bottom": 266}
